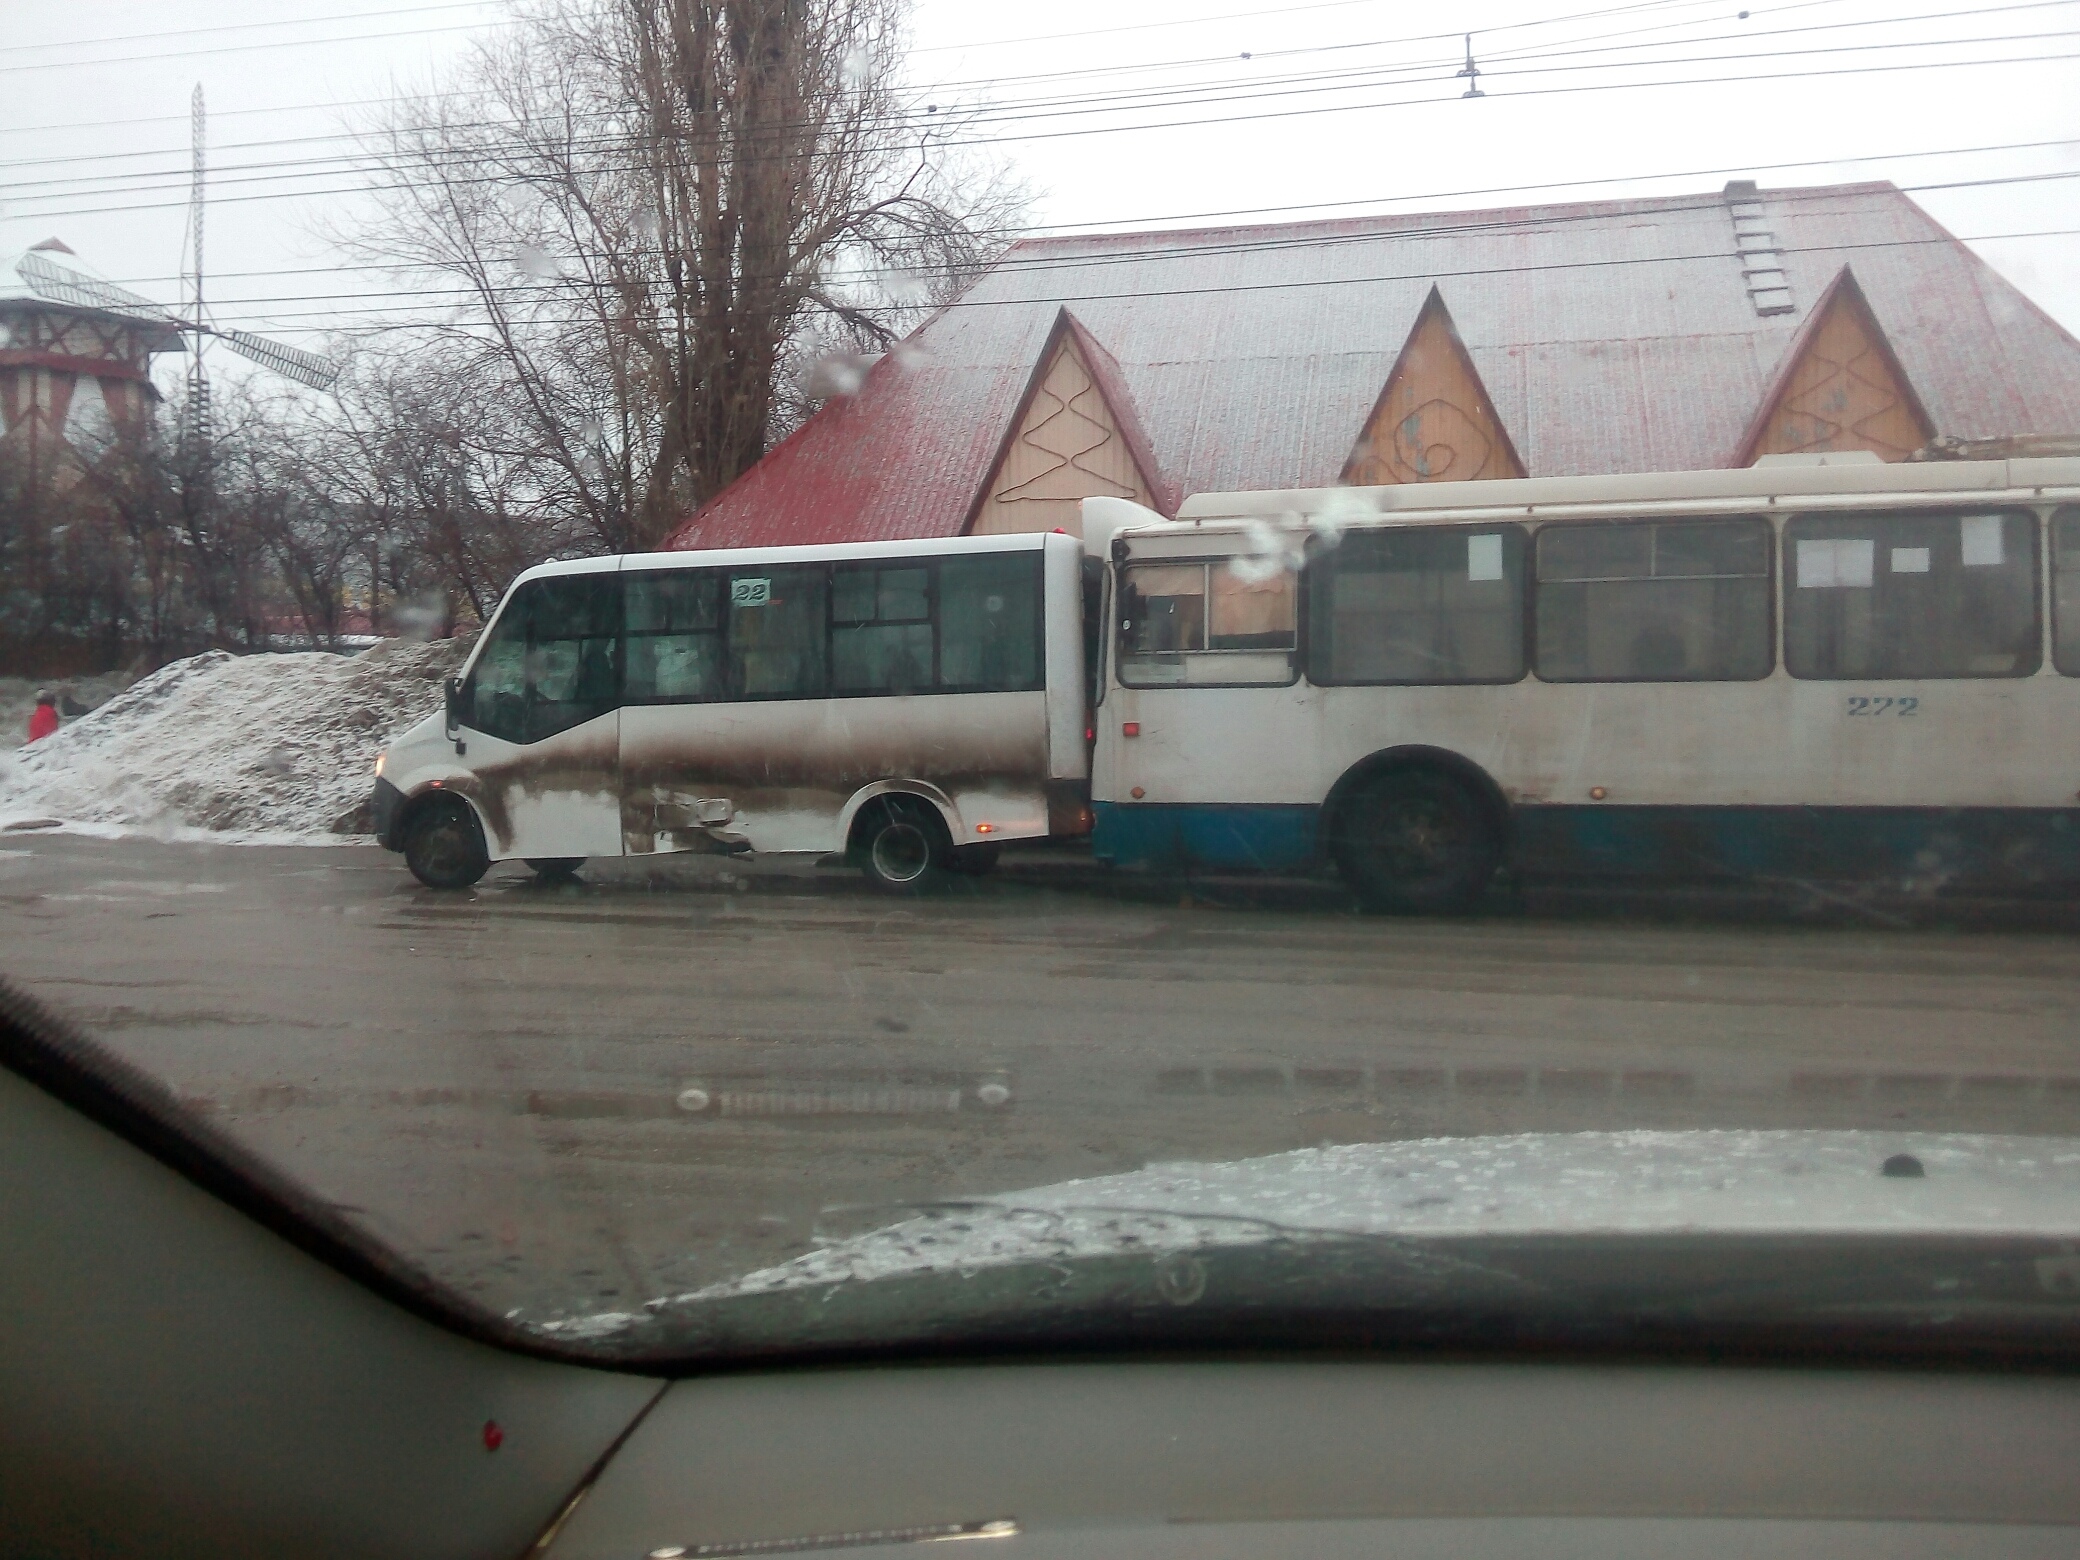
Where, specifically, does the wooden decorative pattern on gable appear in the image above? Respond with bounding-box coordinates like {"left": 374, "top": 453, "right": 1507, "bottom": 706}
{"left": 1344, "top": 287, "right": 1523, "bottom": 485}
{"left": 1736, "top": 265, "right": 1934, "bottom": 465}
{"left": 971, "top": 316, "right": 1158, "bottom": 538}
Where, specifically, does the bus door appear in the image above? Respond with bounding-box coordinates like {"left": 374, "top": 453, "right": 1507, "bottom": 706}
{"left": 621, "top": 562, "right": 856, "bottom": 857}
{"left": 451, "top": 571, "right": 625, "bottom": 862}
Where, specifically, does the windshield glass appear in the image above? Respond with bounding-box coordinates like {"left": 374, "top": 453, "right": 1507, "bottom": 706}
{"left": 5, "top": 0, "right": 2080, "bottom": 1366}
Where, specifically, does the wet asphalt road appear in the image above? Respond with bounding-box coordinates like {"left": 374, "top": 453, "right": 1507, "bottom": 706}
{"left": 6, "top": 830, "right": 2080, "bottom": 1321}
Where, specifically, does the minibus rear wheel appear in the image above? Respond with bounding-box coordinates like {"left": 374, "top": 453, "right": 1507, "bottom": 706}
{"left": 1332, "top": 767, "right": 1500, "bottom": 914}
{"left": 403, "top": 797, "right": 490, "bottom": 890}
{"left": 855, "top": 797, "right": 950, "bottom": 895}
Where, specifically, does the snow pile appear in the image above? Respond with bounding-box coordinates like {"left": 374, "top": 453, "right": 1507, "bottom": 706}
{"left": 684, "top": 1130, "right": 2080, "bottom": 1302}
{"left": 0, "top": 637, "right": 470, "bottom": 840}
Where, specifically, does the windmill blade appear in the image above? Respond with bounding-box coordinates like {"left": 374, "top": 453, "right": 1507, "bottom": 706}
{"left": 220, "top": 328, "right": 339, "bottom": 392}
{"left": 17, "top": 250, "right": 181, "bottom": 325}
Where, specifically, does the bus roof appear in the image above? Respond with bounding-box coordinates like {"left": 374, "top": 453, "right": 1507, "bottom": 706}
{"left": 1174, "top": 455, "right": 2080, "bottom": 525}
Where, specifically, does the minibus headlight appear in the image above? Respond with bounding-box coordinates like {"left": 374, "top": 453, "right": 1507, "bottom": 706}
{"left": 374, "top": 750, "right": 387, "bottom": 779}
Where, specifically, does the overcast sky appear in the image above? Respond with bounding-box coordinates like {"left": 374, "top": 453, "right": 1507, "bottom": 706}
{"left": 3, "top": 0, "right": 2077, "bottom": 401}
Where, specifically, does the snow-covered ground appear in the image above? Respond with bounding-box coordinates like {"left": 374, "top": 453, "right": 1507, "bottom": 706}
{"left": 528, "top": 1129, "right": 2080, "bottom": 1339}
{"left": 0, "top": 638, "right": 469, "bottom": 841}
{"left": 692, "top": 1129, "right": 2080, "bottom": 1299}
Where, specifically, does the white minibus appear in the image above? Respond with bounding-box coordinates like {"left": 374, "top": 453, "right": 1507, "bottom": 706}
{"left": 372, "top": 531, "right": 1092, "bottom": 890}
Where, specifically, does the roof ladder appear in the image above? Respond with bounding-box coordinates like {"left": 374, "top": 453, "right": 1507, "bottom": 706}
{"left": 1723, "top": 180, "right": 1796, "bottom": 318}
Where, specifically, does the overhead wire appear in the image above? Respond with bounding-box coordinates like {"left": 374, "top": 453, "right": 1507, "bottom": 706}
{"left": 4, "top": 16, "right": 2074, "bottom": 209}
{"left": 183, "top": 226, "right": 2080, "bottom": 336}
{"left": 51, "top": 133, "right": 2080, "bottom": 293}
{"left": 0, "top": 0, "right": 505, "bottom": 59}
{"left": 54, "top": 173, "right": 2080, "bottom": 322}
{"left": 4, "top": 0, "right": 2065, "bottom": 183}
{"left": 4, "top": 0, "right": 2073, "bottom": 340}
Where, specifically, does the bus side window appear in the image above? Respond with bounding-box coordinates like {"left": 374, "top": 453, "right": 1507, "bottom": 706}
{"left": 1784, "top": 509, "right": 2039, "bottom": 680}
{"left": 1306, "top": 527, "right": 1527, "bottom": 685}
{"left": 1117, "top": 561, "right": 1295, "bottom": 686}
{"left": 939, "top": 553, "right": 1044, "bottom": 693}
{"left": 462, "top": 575, "right": 622, "bottom": 743}
{"left": 1209, "top": 565, "right": 1297, "bottom": 651}
{"left": 2053, "top": 509, "right": 2080, "bottom": 676}
{"left": 625, "top": 571, "right": 725, "bottom": 703}
{"left": 1534, "top": 517, "right": 1771, "bottom": 682}
{"left": 1121, "top": 564, "right": 1207, "bottom": 654}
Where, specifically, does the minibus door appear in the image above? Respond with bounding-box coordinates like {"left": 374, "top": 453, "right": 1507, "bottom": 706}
{"left": 449, "top": 572, "right": 625, "bottom": 863}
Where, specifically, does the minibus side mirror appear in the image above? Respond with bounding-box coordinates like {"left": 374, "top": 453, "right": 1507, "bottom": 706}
{"left": 443, "top": 676, "right": 464, "bottom": 737}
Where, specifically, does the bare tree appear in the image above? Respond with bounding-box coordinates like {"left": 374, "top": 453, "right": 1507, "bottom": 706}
{"left": 342, "top": 0, "right": 1023, "bottom": 554}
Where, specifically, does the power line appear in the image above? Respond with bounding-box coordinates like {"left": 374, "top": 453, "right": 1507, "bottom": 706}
{"left": 910, "top": 0, "right": 1717, "bottom": 55}
{"left": 6, "top": 0, "right": 2059, "bottom": 181}
{"left": 6, "top": 20, "right": 2074, "bottom": 207}
{"left": 51, "top": 134, "right": 2080, "bottom": 293}
{"left": 44, "top": 179, "right": 2080, "bottom": 328}
{"left": 0, "top": 0, "right": 504, "bottom": 59}
{"left": 181, "top": 226, "right": 2080, "bottom": 336}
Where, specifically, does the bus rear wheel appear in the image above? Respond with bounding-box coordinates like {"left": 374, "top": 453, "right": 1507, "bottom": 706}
{"left": 526, "top": 858, "right": 585, "bottom": 882}
{"left": 1332, "top": 768, "right": 1500, "bottom": 914}
{"left": 856, "top": 797, "right": 950, "bottom": 895}
{"left": 403, "top": 799, "right": 490, "bottom": 890}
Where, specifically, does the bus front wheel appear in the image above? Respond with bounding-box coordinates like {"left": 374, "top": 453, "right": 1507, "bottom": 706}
{"left": 403, "top": 799, "right": 490, "bottom": 890}
{"left": 855, "top": 797, "right": 950, "bottom": 895}
{"left": 1332, "top": 768, "right": 1500, "bottom": 915}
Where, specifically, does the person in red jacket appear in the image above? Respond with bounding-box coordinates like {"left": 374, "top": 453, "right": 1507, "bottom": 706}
{"left": 26, "top": 691, "right": 59, "bottom": 743}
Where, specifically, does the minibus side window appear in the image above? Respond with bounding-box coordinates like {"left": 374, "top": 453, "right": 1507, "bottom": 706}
{"left": 728, "top": 565, "right": 828, "bottom": 698}
{"left": 939, "top": 552, "right": 1045, "bottom": 693}
{"left": 831, "top": 564, "right": 934, "bottom": 694}
{"left": 462, "top": 574, "right": 622, "bottom": 743}
{"left": 625, "top": 571, "right": 726, "bottom": 702}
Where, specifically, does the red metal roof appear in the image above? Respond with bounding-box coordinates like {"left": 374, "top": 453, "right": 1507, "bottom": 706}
{"left": 665, "top": 182, "right": 2080, "bottom": 551}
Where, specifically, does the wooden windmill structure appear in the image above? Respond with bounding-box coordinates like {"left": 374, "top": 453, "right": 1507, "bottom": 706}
{"left": 0, "top": 86, "right": 338, "bottom": 497}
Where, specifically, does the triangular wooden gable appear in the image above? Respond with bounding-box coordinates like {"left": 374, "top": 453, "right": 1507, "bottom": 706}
{"left": 1343, "top": 287, "right": 1524, "bottom": 485}
{"left": 1734, "top": 266, "right": 1934, "bottom": 465}
{"left": 967, "top": 309, "right": 1170, "bottom": 537}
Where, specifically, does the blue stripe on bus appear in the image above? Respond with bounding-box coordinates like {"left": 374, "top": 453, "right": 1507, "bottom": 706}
{"left": 1519, "top": 805, "right": 2080, "bottom": 890}
{"left": 1093, "top": 799, "right": 2080, "bottom": 889}
{"left": 1091, "top": 803, "right": 1320, "bottom": 872}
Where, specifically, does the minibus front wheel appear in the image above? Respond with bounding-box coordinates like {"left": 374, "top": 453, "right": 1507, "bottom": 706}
{"left": 402, "top": 796, "right": 490, "bottom": 890}
{"left": 854, "top": 796, "right": 951, "bottom": 895}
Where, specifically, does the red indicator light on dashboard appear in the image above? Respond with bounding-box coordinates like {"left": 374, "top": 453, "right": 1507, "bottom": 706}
{"left": 1123, "top": 722, "right": 1140, "bottom": 737}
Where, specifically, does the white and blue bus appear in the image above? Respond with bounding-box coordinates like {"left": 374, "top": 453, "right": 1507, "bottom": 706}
{"left": 1087, "top": 454, "right": 2080, "bottom": 909}
{"left": 375, "top": 455, "right": 2080, "bottom": 908}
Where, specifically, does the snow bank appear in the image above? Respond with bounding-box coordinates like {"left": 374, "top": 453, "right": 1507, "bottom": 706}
{"left": 0, "top": 638, "right": 470, "bottom": 840}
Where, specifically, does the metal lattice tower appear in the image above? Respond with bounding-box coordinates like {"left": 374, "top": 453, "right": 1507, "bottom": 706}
{"left": 183, "top": 83, "right": 213, "bottom": 459}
